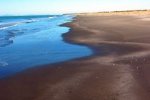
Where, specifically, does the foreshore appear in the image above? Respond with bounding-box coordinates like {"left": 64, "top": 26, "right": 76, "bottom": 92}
{"left": 1, "top": 11, "right": 150, "bottom": 100}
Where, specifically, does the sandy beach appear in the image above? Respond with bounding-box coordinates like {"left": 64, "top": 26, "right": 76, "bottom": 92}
{"left": 1, "top": 11, "right": 150, "bottom": 100}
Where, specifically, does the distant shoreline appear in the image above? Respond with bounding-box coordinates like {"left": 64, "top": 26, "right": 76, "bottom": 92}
{"left": 75, "top": 9, "right": 150, "bottom": 16}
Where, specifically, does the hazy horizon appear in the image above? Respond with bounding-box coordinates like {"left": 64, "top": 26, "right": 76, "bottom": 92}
{"left": 0, "top": 0, "right": 150, "bottom": 16}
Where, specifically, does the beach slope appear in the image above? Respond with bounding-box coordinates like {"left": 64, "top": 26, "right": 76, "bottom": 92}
{"left": 1, "top": 11, "right": 150, "bottom": 100}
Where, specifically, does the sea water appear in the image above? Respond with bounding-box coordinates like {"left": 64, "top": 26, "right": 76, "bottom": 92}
{"left": 0, "top": 15, "right": 92, "bottom": 78}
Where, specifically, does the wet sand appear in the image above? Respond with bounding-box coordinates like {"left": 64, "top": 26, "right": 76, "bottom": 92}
{"left": 1, "top": 13, "right": 150, "bottom": 100}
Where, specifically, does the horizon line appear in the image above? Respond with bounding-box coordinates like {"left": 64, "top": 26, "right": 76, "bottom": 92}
{"left": 0, "top": 9, "right": 150, "bottom": 17}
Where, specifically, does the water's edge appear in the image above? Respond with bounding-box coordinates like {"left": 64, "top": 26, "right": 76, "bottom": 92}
{"left": 0, "top": 15, "right": 93, "bottom": 79}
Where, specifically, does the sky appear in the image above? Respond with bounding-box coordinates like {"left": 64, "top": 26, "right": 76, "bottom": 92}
{"left": 0, "top": 0, "right": 150, "bottom": 15}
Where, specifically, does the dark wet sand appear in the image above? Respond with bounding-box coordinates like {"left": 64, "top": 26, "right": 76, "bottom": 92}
{"left": 1, "top": 14, "right": 150, "bottom": 100}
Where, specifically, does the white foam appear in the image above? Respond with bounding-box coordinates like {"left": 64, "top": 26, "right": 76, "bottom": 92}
{"left": 0, "top": 23, "right": 20, "bottom": 30}
{"left": 0, "top": 26, "right": 9, "bottom": 30}
{"left": 26, "top": 19, "right": 40, "bottom": 23}
{"left": 0, "top": 61, "right": 8, "bottom": 67}
{"left": 0, "top": 19, "right": 39, "bottom": 30}
{"left": 49, "top": 17, "right": 54, "bottom": 19}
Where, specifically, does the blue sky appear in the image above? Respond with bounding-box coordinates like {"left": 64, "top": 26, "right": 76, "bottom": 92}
{"left": 0, "top": 0, "right": 150, "bottom": 15}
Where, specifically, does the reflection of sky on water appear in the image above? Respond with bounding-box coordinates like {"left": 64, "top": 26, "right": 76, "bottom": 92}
{"left": 0, "top": 15, "right": 92, "bottom": 78}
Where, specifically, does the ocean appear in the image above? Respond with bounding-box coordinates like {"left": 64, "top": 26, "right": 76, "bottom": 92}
{"left": 0, "top": 15, "right": 92, "bottom": 78}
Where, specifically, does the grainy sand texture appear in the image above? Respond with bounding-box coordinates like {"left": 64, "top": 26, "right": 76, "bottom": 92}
{"left": 1, "top": 11, "right": 150, "bottom": 100}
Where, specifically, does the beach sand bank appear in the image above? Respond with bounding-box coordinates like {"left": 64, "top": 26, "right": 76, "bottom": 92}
{"left": 1, "top": 12, "right": 150, "bottom": 100}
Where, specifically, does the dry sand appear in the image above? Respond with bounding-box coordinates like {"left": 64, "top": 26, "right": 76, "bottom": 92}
{"left": 1, "top": 12, "right": 150, "bottom": 100}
